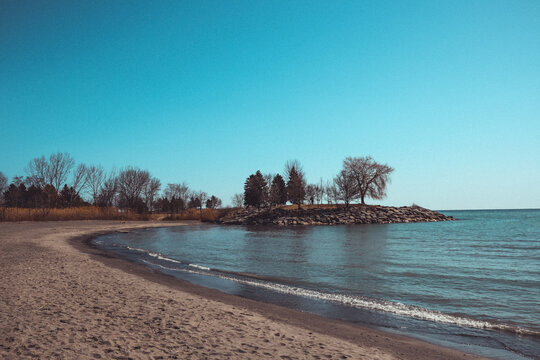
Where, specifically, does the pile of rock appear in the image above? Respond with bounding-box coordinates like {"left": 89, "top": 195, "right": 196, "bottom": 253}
{"left": 218, "top": 205, "right": 453, "bottom": 226}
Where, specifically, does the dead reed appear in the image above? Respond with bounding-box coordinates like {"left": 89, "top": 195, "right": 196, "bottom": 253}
{"left": 0, "top": 207, "right": 151, "bottom": 222}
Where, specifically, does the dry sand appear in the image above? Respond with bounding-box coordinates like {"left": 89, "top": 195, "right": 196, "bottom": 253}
{"left": 0, "top": 221, "right": 485, "bottom": 359}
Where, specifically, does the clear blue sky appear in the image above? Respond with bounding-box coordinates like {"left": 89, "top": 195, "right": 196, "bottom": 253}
{"left": 1, "top": 0, "right": 539, "bottom": 209}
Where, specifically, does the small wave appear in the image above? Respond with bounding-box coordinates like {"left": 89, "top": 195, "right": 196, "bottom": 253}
{"left": 123, "top": 245, "right": 184, "bottom": 264}
{"left": 111, "top": 242, "right": 540, "bottom": 339}
{"left": 189, "top": 263, "right": 211, "bottom": 271}
{"left": 122, "top": 245, "right": 211, "bottom": 271}
{"left": 139, "top": 257, "right": 540, "bottom": 338}
{"left": 141, "top": 259, "right": 179, "bottom": 271}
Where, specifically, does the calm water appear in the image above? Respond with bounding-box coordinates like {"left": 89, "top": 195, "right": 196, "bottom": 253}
{"left": 95, "top": 209, "right": 540, "bottom": 359}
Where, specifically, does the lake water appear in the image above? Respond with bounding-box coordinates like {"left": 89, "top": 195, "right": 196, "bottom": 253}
{"left": 94, "top": 209, "right": 540, "bottom": 359}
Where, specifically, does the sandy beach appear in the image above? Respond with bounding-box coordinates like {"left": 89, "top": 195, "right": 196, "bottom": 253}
{"left": 0, "top": 221, "right": 484, "bottom": 359}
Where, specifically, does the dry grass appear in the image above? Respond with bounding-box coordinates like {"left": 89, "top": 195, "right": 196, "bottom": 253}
{"left": 162, "top": 208, "right": 222, "bottom": 222}
{"left": 0, "top": 207, "right": 152, "bottom": 222}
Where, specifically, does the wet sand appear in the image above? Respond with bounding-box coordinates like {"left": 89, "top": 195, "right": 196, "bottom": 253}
{"left": 0, "top": 221, "right": 485, "bottom": 359}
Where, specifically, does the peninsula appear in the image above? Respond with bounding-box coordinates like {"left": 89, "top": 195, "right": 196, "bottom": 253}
{"left": 219, "top": 204, "right": 453, "bottom": 226}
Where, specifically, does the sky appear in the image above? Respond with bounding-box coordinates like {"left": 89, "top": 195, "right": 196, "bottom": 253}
{"left": 1, "top": 0, "right": 539, "bottom": 209}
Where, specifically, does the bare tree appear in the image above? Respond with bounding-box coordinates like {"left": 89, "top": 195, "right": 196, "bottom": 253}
{"left": 333, "top": 170, "right": 358, "bottom": 208}
{"left": 263, "top": 173, "right": 275, "bottom": 208}
{"left": 0, "top": 171, "right": 7, "bottom": 205}
{"left": 71, "top": 164, "right": 90, "bottom": 201}
{"left": 284, "top": 159, "right": 305, "bottom": 181}
{"left": 162, "top": 183, "right": 189, "bottom": 213}
{"left": 191, "top": 191, "right": 207, "bottom": 216}
{"left": 305, "top": 184, "right": 317, "bottom": 205}
{"left": 164, "top": 183, "right": 189, "bottom": 204}
{"left": 116, "top": 167, "right": 151, "bottom": 210}
{"left": 13, "top": 176, "right": 24, "bottom": 186}
{"left": 86, "top": 165, "right": 105, "bottom": 205}
{"left": 231, "top": 193, "right": 243, "bottom": 208}
{"left": 325, "top": 180, "right": 338, "bottom": 205}
{"left": 96, "top": 173, "right": 117, "bottom": 207}
{"left": 197, "top": 191, "right": 208, "bottom": 210}
{"left": 47, "top": 152, "right": 75, "bottom": 192}
{"left": 143, "top": 177, "right": 161, "bottom": 212}
{"left": 25, "top": 156, "right": 49, "bottom": 188}
{"left": 315, "top": 178, "right": 325, "bottom": 205}
{"left": 205, "top": 195, "right": 222, "bottom": 209}
{"left": 344, "top": 156, "right": 394, "bottom": 205}
{"left": 25, "top": 152, "right": 75, "bottom": 193}
{"left": 0, "top": 171, "right": 7, "bottom": 192}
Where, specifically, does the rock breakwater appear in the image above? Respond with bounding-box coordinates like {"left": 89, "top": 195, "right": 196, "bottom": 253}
{"left": 218, "top": 205, "right": 453, "bottom": 226}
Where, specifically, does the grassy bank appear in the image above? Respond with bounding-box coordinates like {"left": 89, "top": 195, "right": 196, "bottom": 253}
{"left": 0, "top": 207, "right": 151, "bottom": 221}
{"left": 0, "top": 206, "right": 227, "bottom": 222}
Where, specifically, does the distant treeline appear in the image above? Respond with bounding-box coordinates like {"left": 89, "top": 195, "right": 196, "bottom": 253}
{"left": 0, "top": 152, "right": 395, "bottom": 221}
{"left": 241, "top": 157, "right": 394, "bottom": 210}
{"left": 0, "top": 152, "right": 221, "bottom": 217}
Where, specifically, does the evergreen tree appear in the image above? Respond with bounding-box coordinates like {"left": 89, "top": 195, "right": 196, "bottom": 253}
{"left": 187, "top": 196, "right": 201, "bottom": 209}
{"left": 26, "top": 185, "right": 43, "bottom": 208}
{"left": 42, "top": 184, "right": 57, "bottom": 208}
{"left": 269, "top": 174, "right": 287, "bottom": 207}
{"left": 59, "top": 184, "right": 84, "bottom": 207}
{"left": 287, "top": 167, "right": 306, "bottom": 209}
{"left": 170, "top": 196, "right": 184, "bottom": 213}
{"left": 243, "top": 170, "right": 267, "bottom": 209}
{"left": 3, "top": 184, "right": 25, "bottom": 207}
{"left": 154, "top": 197, "right": 171, "bottom": 213}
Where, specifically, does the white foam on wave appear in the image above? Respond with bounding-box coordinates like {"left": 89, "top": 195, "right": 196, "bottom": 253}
{"left": 124, "top": 246, "right": 183, "bottom": 264}
{"left": 125, "top": 245, "right": 150, "bottom": 253}
{"left": 142, "top": 259, "right": 179, "bottom": 271}
{"left": 141, "top": 259, "right": 539, "bottom": 337}
{"left": 122, "top": 245, "right": 209, "bottom": 270}
{"left": 189, "top": 264, "right": 210, "bottom": 271}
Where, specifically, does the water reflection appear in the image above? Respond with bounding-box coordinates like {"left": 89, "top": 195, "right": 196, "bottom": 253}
{"left": 242, "top": 225, "right": 313, "bottom": 281}
{"left": 235, "top": 224, "right": 392, "bottom": 294}
{"left": 341, "top": 225, "right": 389, "bottom": 294}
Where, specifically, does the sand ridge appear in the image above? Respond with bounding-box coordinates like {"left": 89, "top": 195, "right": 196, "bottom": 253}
{"left": 0, "top": 221, "right": 484, "bottom": 359}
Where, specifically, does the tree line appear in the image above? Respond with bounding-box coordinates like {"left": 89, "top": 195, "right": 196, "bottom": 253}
{"left": 241, "top": 156, "right": 394, "bottom": 210}
{"left": 0, "top": 152, "right": 222, "bottom": 214}
{"left": 0, "top": 153, "right": 394, "bottom": 214}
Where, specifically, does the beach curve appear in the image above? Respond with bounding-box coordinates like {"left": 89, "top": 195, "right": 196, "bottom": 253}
{"left": 0, "top": 221, "right": 486, "bottom": 359}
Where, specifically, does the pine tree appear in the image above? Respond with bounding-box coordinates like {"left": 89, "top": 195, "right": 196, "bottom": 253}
{"left": 3, "top": 184, "right": 24, "bottom": 207}
{"left": 269, "top": 174, "right": 287, "bottom": 207}
{"left": 287, "top": 167, "right": 306, "bottom": 209}
{"left": 243, "top": 170, "right": 267, "bottom": 209}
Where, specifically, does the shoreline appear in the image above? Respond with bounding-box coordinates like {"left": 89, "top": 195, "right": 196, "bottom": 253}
{"left": 0, "top": 221, "right": 484, "bottom": 359}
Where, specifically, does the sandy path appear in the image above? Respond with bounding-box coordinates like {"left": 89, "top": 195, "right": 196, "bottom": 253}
{"left": 0, "top": 221, "right": 483, "bottom": 359}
